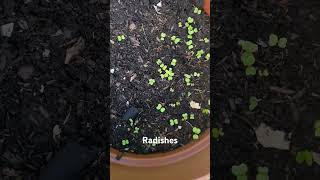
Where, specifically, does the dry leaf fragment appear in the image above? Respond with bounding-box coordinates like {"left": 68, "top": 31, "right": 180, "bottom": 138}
{"left": 255, "top": 123, "right": 290, "bottom": 150}
{"left": 65, "top": 37, "right": 85, "bottom": 64}
{"left": 190, "top": 101, "right": 201, "bottom": 109}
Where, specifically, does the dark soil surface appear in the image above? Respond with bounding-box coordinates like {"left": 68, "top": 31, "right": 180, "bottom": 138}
{"left": 213, "top": 0, "right": 320, "bottom": 179}
{"left": 110, "top": 0, "right": 210, "bottom": 154}
{"left": 0, "top": 0, "right": 109, "bottom": 179}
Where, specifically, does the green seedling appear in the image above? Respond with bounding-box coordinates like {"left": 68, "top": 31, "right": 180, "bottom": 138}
{"left": 133, "top": 127, "right": 140, "bottom": 134}
{"left": 202, "top": 108, "right": 210, "bottom": 115}
{"left": 193, "top": 72, "right": 201, "bottom": 77}
{"left": 239, "top": 40, "right": 258, "bottom": 76}
{"left": 241, "top": 52, "right": 255, "bottom": 66}
{"left": 184, "top": 74, "right": 192, "bottom": 86}
{"left": 190, "top": 114, "right": 195, "bottom": 120}
{"left": 314, "top": 120, "right": 320, "bottom": 137}
{"left": 171, "top": 36, "right": 181, "bottom": 44}
{"left": 160, "top": 32, "right": 166, "bottom": 41}
{"left": 231, "top": 163, "right": 248, "bottom": 180}
{"left": 169, "top": 119, "right": 179, "bottom": 126}
{"left": 176, "top": 101, "right": 181, "bottom": 106}
{"left": 170, "top": 88, "right": 174, "bottom": 92}
{"left": 238, "top": 40, "right": 258, "bottom": 53}
{"left": 212, "top": 128, "right": 224, "bottom": 139}
{"left": 204, "top": 37, "right": 209, "bottom": 43}
{"left": 296, "top": 150, "right": 313, "bottom": 166}
{"left": 249, "top": 96, "right": 259, "bottom": 111}
{"left": 182, "top": 113, "right": 188, "bottom": 121}
{"left": 185, "top": 22, "right": 190, "bottom": 27}
{"left": 186, "top": 40, "right": 194, "bottom": 49}
{"left": 186, "top": 40, "right": 193, "bottom": 45}
{"left": 268, "top": 34, "right": 287, "bottom": 48}
{"left": 193, "top": 7, "right": 202, "bottom": 14}
{"left": 129, "top": 118, "right": 134, "bottom": 127}
{"left": 278, "top": 37, "right": 287, "bottom": 48}
{"left": 178, "top": 22, "right": 183, "bottom": 27}
{"left": 148, "top": 79, "right": 156, "bottom": 86}
{"left": 122, "top": 139, "right": 129, "bottom": 146}
{"left": 156, "top": 104, "right": 166, "bottom": 113}
{"left": 187, "top": 17, "right": 194, "bottom": 24}
{"left": 196, "top": 49, "right": 205, "bottom": 59}
{"left": 205, "top": 53, "right": 210, "bottom": 60}
{"left": 192, "top": 127, "right": 201, "bottom": 139}
{"left": 256, "top": 167, "right": 269, "bottom": 180}
{"left": 246, "top": 66, "right": 256, "bottom": 76}
{"left": 171, "top": 59, "right": 177, "bottom": 66}
{"left": 187, "top": 34, "right": 193, "bottom": 39}
{"left": 156, "top": 59, "right": 162, "bottom": 65}
{"left": 117, "top": 35, "right": 125, "bottom": 42}
{"left": 258, "top": 69, "right": 269, "bottom": 77}
{"left": 268, "top": 34, "right": 278, "bottom": 47}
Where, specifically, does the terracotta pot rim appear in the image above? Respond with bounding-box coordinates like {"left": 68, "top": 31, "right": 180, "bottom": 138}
{"left": 110, "top": 129, "right": 210, "bottom": 167}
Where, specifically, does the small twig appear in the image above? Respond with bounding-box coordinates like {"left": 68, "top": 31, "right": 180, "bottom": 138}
{"left": 269, "top": 86, "right": 295, "bottom": 95}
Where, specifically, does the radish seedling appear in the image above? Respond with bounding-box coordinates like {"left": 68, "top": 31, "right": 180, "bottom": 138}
{"left": 256, "top": 167, "right": 269, "bottom": 180}
{"left": 249, "top": 96, "right": 259, "bottom": 111}
{"left": 192, "top": 127, "right": 201, "bottom": 139}
{"left": 169, "top": 119, "right": 179, "bottom": 126}
{"left": 212, "top": 128, "right": 224, "bottom": 139}
{"left": 148, "top": 79, "right": 156, "bottom": 86}
{"left": 160, "top": 32, "right": 166, "bottom": 41}
{"left": 156, "top": 104, "right": 166, "bottom": 113}
{"left": 117, "top": 35, "right": 125, "bottom": 42}
{"left": 122, "top": 139, "right": 129, "bottom": 146}
{"left": 182, "top": 113, "right": 188, "bottom": 121}
{"left": 193, "top": 7, "right": 202, "bottom": 15}
{"left": 231, "top": 163, "right": 248, "bottom": 180}
{"left": 296, "top": 150, "right": 313, "bottom": 166}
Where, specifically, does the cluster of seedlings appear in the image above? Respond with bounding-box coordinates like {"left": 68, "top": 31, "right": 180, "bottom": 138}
{"left": 237, "top": 34, "right": 320, "bottom": 171}
{"left": 231, "top": 163, "right": 269, "bottom": 180}
{"left": 113, "top": 5, "right": 210, "bottom": 150}
{"left": 238, "top": 34, "right": 287, "bottom": 111}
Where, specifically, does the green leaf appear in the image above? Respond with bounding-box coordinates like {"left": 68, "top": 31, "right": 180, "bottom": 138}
{"left": 212, "top": 128, "right": 220, "bottom": 139}
{"left": 256, "top": 174, "right": 268, "bottom": 180}
{"left": 249, "top": 96, "right": 258, "bottom": 111}
{"left": 192, "top": 134, "right": 199, "bottom": 139}
{"left": 257, "top": 167, "right": 269, "bottom": 174}
{"left": 232, "top": 163, "right": 248, "bottom": 176}
{"left": 187, "top": 17, "right": 194, "bottom": 24}
{"left": 315, "top": 128, "right": 320, "bottom": 137}
{"left": 238, "top": 175, "right": 248, "bottom": 180}
{"left": 241, "top": 52, "right": 255, "bottom": 66}
{"left": 304, "top": 150, "right": 313, "bottom": 166}
{"left": 268, "top": 34, "right": 278, "bottom": 47}
{"left": 239, "top": 40, "right": 258, "bottom": 52}
{"left": 314, "top": 120, "right": 320, "bottom": 129}
{"left": 296, "top": 151, "right": 305, "bottom": 164}
{"left": 156, "top": 104, "right": 162, "bottom": 110}
{"left": 278, "top": 37, "right": 287, "bottom": 48}
{"left": 245, "top": 66, "right": 256, "bottom": 76}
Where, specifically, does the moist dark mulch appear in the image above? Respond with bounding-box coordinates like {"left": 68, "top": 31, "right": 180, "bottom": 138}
{"left": 0, "top": 0, "right": 109, "bottom": 179}
{"left": 213, "top": 0, "right": 320, "bottom": 179}
{"left": 110, "top": 0, "right": 210, "bottom": 154}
